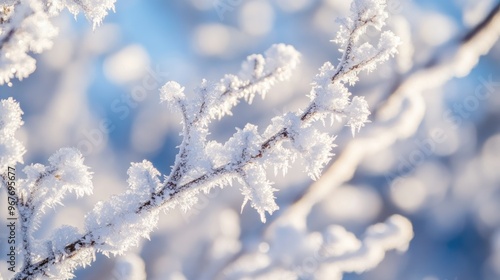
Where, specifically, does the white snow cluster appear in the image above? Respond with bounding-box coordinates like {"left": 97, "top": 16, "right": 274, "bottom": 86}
{"left": 0, "top": 0, "right": 408, "bottom": 279}
{"left": 0, "top": 98, "right": 24, "bottom": 173}
{"left": 0, "top": 0, "right": 116, "bottom": 85}
{"left": 223, "top": 215, "right": 413, "bottom": 280}
{"left": 12, "top": 148, "right": 93, "bottom": 279}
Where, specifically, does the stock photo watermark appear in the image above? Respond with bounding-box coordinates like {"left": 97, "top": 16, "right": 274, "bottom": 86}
{"left": 4, "top": 166, "right": 17, "bottom": 273}
{"left": 213, "top": 0, "right": 242, "bottom": 20}
{"left": 213, "top": 0, "right": 408, "bottom": 21}
{"left": 386, "top": 74, "right": 499, "bottom": 184}
{"left": 386, "top": 0, "right": 408, "bottom": 15}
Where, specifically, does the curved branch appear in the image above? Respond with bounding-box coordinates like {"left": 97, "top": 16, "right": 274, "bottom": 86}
{"left": 211, "top": 3, "right": 500, "bottom": 278}
{"left": 279, "top": 0, "right": 500, "bottom": 224}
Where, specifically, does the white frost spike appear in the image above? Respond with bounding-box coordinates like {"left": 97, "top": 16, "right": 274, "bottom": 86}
{"left": 377, "top": 31, "right": 402, "bottom": 59}
{"left": 49, "top": 225, "right": 82, "bottom": 255}
{"left": 264, "top": 44, "right": 300, "bottom": 81}
{"left": 331, "top": 0, "right": 399, "bottom": 87}
{"left": 56, "top": 0, "right": 117, "bottom": 29}
{"left": 160, "top": 81, "right": 186, "bottom": 106}
{"left": 45, "top": 225, "right": 96, "bottom": 279}
{"left": 352, "top": 0, "right": 388, "bottom": 32}
{"left": 0, "top": 137, "right": 25, "bottom": 174}
{"left": 345, "top": 96, "right": 370, "bottom": 136}
{"left": 219, "top": 124, "right": 263, "bottom": 165}
{"left": 290, "top": 126, "right": 337, "bottom": 180}
{"left": 48, "top": 148, "right": 94, "bottom": 197}
{"left": 205, "top": 140, "right": 229, "bottom": 167}
{"left": 0, "top": 98, "right": 24, "bottom": 137}
{"left": 312, "top": 82, "right": 351, "bottom": 114}
{"left": 313, "top": 62, "right": 336, "bottom": 88}
{"left": 0, "top": 99, "right": 25, "bottom": 173}
{"left": 350, "top": 42, "right": 377, "bottom": 71}
{"left": 334, "top": 0, "right": 389, "bottom": 47}
{"left": 85, "top": 195, "right": 161, "bottom": 256}
{"left": 18, "top": 148, "right": 93, "bottom": 220}
{"left": 239, "top": 165, "right": 279, "bottom": 223}
{"left": 240, "top": 54, "right": 265, "bottom": 80}
{"left": 192, "top": 43, "right": 300, "bottom": 124}
{"left": 127, "top": 160, "right": 162, "bottom": 200}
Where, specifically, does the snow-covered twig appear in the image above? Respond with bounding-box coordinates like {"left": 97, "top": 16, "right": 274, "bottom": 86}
{"left": 0, "top": 0, "right": 403, "bottom": 279}
{"left": 281, "top": 0, "right": 500, "bottom": 224}
{"left": 223, "top": 215, "right": 413, "bottom": 280}
{"left": 0, "top": 98, "right": 24, "bottom": 171}
{"left": 0, "top": 0, "right": 116, "bottom": 85}
{"left": 209, "top": 3, "right": 500, "bottom": 278}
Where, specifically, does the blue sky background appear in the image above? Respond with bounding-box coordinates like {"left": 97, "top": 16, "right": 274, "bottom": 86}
{"left": 1, "top": 0, "right": 500, "bottom": 279}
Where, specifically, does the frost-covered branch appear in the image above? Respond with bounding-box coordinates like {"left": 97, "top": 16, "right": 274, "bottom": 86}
{"left": 208, "top": 3, "right": 500, "bottom": 278}
{"left": 0, "top": 0, "right": 115, "bottom": 85}
{"left": 16, "top": 149, "right": 93, "bottom": 269}
{"left": 271, "top": 0, "right": 500, "bottom": 227}
{"left": 377, "top": 2, "right": 500, "bottom": 115}
{"left": 0, "top": 0, "right": 404, "bottom": 279}
{"left": 0, "top": 98, "right": 24, "bottom": 171}
{"left": 252, "top": 1, "right": 500, "bottom": 269}
{"left": 222, "top": 215, "right": 413, "bottom": 280}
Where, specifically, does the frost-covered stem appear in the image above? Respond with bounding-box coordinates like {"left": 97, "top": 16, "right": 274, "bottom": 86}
{"left": 301, "top": 47, "right": 389, "bottom": 122}
{"left": 216, "top": 71, "right": 275, "bottom": 99}
{"left": 285, "top": 0, "right": 500, "bottom": 229}
{"left": 0, "top": 175, "right": 32, "bottom": 267}
{"left": 17, "top": 191, "right": 34, "bottom": 268}
{"left": 331, "top": 12, "right": 376, "bottom": 81}
{"left": 15, "top": 97, "right": 341, "bottom": 278}
{"left": 211, "top": 4, "right": 500, "bottom": 278}
{"left": 166, "top": 99, "right": 190, "bottom": 189}
{"left": 15, "top": 1, "right": 396, "bottom": 277}
{"left": 15, "top": 62, "right": 367, "bottom": 280}
{"left": 16, "top": 168, "right": 57, "bottom": 267}
{"left": 15, "top": 168, "right": 228, "bottom": 278}
{"left": 19, "top": 212, "right": 31, "bottom": 266}
{"left": 167, "top": 68, "right": 283, "bottom": 192}
{"left": 0, "top": 1, "right": 29, "bottom": 50}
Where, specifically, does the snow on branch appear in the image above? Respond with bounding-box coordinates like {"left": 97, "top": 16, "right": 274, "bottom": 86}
{"left": 222, "top": 215, "right": 413, "bottom": 280}
{"left": 58, "top": 0, "right": 116, "bottom": 28}
{"left": 220, "top": 4, "right": 500, "bottom": 279}
{"left": 0, "top": 0, "right": 404, "bottom": 279}
{"left": 0, "top": 97, "right": 24, "bottom": 173}
{"left": 318, "top": 215, "right": 413, "bottom": 276}
{"left": 11, "top": 148, "right": 94, "bottom": 278}
{"left": 0, "top": 0, "right": 115, "bottom": 85}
